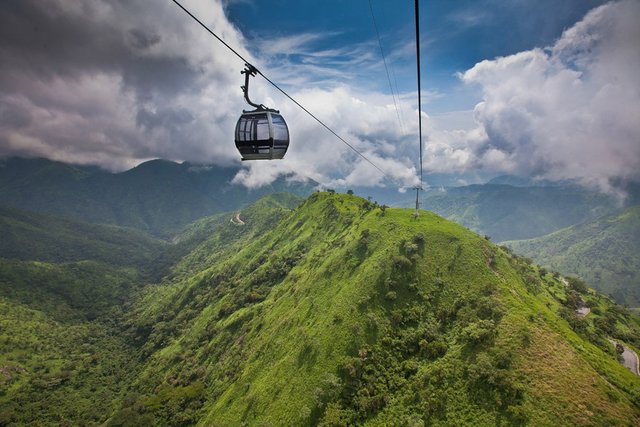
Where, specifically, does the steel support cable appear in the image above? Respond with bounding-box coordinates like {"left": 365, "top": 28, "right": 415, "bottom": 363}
{"left": 415, "top": 0, "right": 424, "bottom": 185}
{"left": 171, "top": 0, "right": 394, "bottom": 182}
{"left": 368, "top": 0, "right": 405, "bottom": 135}
{"left": 414, "top": 0, "right": 424, "bottom": 212}
{"left": 414, "top": 0, "right": 422, "bottom": 214}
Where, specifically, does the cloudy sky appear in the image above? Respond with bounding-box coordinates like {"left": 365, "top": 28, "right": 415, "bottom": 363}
{"left": 0, "top": 0, "right": 638, "bottom": 192}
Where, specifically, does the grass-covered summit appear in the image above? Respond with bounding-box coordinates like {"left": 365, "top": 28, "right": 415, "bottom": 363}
{"left": 117, "top": 192, "right": 640, "bottom": 426}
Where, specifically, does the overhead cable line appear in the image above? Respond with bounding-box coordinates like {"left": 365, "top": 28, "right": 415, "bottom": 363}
{"left": 414, "top": 0, "right": 424, "bottom": 214}
{"left": 368, "top": 0, "right": 405, "bottom": 135}
{"left": 171, "top": 0, "right": 393, "bottom": 182}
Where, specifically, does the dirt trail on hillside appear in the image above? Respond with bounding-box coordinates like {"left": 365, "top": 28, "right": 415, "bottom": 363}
{"left": 231, "top": 213, "right": 245, "bottom": 225}
{"left": 610, "top": 339, "right": 640, "bottom": 376}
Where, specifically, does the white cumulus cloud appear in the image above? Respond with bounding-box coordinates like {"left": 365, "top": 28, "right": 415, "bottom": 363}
{"left": 426, "top": 0, "right": 640, "bottom": 192}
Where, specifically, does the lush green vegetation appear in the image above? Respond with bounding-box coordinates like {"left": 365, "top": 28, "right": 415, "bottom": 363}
{"left": 0, "top": 296, "right": 138, "bottom": 426}
{"left": 0, "top": 259, "right": 144, "bottom": 424}
{"left": 0, "top": 208, "right": 173, "bottom": 425}
{"left": 423, "top": 184, "right": 617, "bottom": 241}
{"left": 505, "top": 205, "right": 640, "bottom": 307}
{"left": 1, "top": 192, "right": 638, "bottom": 425}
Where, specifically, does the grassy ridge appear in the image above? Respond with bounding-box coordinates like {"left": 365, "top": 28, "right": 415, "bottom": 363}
{"left": 0, "top": 192, "right": 637, "bottom": 425}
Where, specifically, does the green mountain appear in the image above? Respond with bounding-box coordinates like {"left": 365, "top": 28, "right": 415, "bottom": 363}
{"left": 505, "top": 205, "right": 640, "bottom": 307}
{"left": 423, "top": 184, "right": 618, "bottom": 241}
{"left": 1, "top": 193, "right": 639, "bottom": 425}
{"left": 0, "top": 206, "right": 167, "bottom": 268}
{"left": 0, "top": 157, "right": 315, "bottom": 237}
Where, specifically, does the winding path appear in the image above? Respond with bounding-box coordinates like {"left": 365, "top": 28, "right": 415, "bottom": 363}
{"left": 610, "top": 339, "right": 640, "bottom": 376}
{"left": 230, "top": 213, "right": 245, "bottom": 225}
{"left": 559, "top": 277, "right": 637, "bottom": 375}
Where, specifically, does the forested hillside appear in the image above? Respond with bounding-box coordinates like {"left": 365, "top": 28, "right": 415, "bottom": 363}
{"left": 0, "top": 210, "right": 172, "bottom": 424}
{"left": 0, "top": 157, "right": 314, "bottom": 237}
{"left": 506, "top": 205, "right": 640, "bottom": 307}
{"left": 423, "top": 184, "right": 618, "bottom": 241}
{"left": 1, "top": 193, "right": 639, "bottom": 425}
{"left": 0, "top": 206, "right": 166, "bottom": 267}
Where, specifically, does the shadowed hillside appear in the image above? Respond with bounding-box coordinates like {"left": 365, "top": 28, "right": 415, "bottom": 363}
{"left": 0, "top": 157, "right": 315, "bottom": 237}
{"left": 505, "top": 205, "right": 640, "bottom": 307}
{"left": 423, "top": 184, "right": 618, "bottom": 241}
{"left": 0, "top": 206, "right": 167, "bottom": 267}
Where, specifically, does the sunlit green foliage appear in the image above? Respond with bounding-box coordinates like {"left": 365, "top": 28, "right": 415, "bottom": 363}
{"left": 121, "top": 193, "right": 638, "bottom": 425}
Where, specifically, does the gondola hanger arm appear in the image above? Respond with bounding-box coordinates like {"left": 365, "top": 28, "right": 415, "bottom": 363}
{"left": 241, "top": 63, "right": 278, "bottom": 113}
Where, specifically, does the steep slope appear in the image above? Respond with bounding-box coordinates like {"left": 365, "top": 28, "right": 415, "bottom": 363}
{"left": 0, "top": 157, "right": 315, "bottom": 236}
{"left": 423, "top": 184, "right": 617, "bottom": 241}
{"left": 505, "top": 205, "right": 640, "bottom": 307}
{"left": 117, "top": 193, "right": 640, "bottom": 426}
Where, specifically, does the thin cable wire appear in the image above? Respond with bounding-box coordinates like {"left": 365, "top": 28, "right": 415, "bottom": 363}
{"left": 368, "top": 0, "right": 404, "bottom": 135}
{"left": 171, "top": 0, "right": 393, "bottom": 181}
{"left": 389, "top": 61, "right": 405, "bottom": 127}
{"left": 171, "top": 0, "right": 249, "bottom": 64}
{"left": 257, "top": 73, "right": 392, "bottom": 180}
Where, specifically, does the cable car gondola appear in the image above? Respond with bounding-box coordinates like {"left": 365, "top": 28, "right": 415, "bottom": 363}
{"left": 235, "top": 64, "right": 289, "bottom": 160}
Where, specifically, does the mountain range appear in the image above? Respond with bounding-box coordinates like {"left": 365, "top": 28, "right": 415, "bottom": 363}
{"left": 421, "top": 183, "right": 619, "bottom": 242}
{"left": 2, "top": 157, "right": 638, "bottom": 309}
{"left": 0, "top": 157, "right": 315, "bottom": 237}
